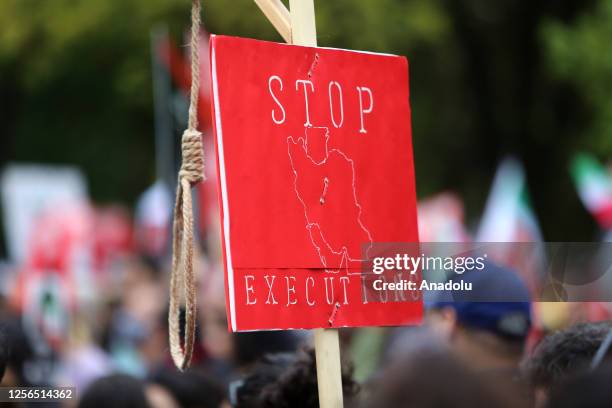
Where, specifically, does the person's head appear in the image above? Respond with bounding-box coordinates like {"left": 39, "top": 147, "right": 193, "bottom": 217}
{"left": 365, "top": 349, "right": 523, "bottom": 408}
{"left": 0, "top": 325, "right": 8, "bottom": 382}
{"left": 150, "top": 368, "right": 225, "bottom": 408}
{"left": 200, "top": 263, "right": 233, "bottom": 361}
{"left": 546, "top": 362, "right": 612, "bottom": 408}
{"left": 235, "top": 348, "right": 358, "bottom": 408}
{"left": 78, "top": 374, "right": 149, "bottom": 408}
{"left": 427, "top": 263, "right": 532, "bottom": 371}
{"left": 523, "top": 321, "right": 612, "bottom": 405}
{"left": 0, "top": 317, "right": 33, "bottom": 386}
{"left": 233, "top": 331, "right": 303, "bottom": 369}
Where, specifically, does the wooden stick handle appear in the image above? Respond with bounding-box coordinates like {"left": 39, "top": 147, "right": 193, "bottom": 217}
{"left": 314, "top": 328, "right": 344, "bottom": 408}
{"left": 253, "top": 2, "right": 343, "bottom": 407}
{"left": 287, "top": 2, "right": 343, "bottom": 407}
{"left": 254, "top": 0, "right": 292, "bottom": 43}
{"left": 289, "top": 0, "right": 317, "bottom": 46}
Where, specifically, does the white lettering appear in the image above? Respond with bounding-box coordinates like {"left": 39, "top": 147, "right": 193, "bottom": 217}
{"left": 268, "top": 75, "right": 285, "bottom": 124}
{"left": 324, "top": 276, "right": 335, "bottom": 305}
{"left": 264, "top": 275, "right": 278, "bottom": 305}
{"left": 339, "top": 276, "right": 350, "bottom": 304}
{"left": 245, "top": 275, "right": 256, "bottom": 305}
{"left": 296, "top": 80, "right": 314, "bottom": 126}
{"left": 328, "top": 81, "right": 344, "bottom": 128}
{"left": 286, "top": 276, "right": 297, "bottom": 306}
{"left": 357, "top": 86, "right": 374, "bottom": 133}
{"left": 306, "top": 277, "right": 315, "bottom": 306}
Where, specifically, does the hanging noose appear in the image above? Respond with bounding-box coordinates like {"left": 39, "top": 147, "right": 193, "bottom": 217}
{"left": 168, "top": 0, "right": 204, "bottom": 371}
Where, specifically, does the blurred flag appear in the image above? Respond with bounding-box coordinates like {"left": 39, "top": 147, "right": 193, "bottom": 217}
{"left": 1, "top": 165, "right": 87, "bottom": 263}
{"left": 156, "top": 31, "right": 212, "bottom": 130}
{"left": 418, "top": 192, "right": 471, "bottom": 242}
{"left": 477, "top": 157, "right": 542, "bottom": 242}
{"left": 570, "top": 153, "right": 612, "bottom": 230}
{"left": 93, "top": 206, "right": 134, "bottom": 271}
{"left": 476, "top": 158, "right": 544, "bottom": 298}
{"left": 135, "top": 181, "right": 172, "bottom": 258}
{"left": 13, "top": 204, "right": 94, "bottom": 354}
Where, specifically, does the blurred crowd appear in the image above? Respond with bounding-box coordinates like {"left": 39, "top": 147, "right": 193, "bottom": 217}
{"left": 0, "top": 161, "right": 611, "bottom": 408}
{"left": 0, "top": 82, "right": 611, "bottom": 406}
{"left": 2, "top": 1, "right": 612, "bottom": 406}
{"left": 1, "top": 241, "right": 612, "bottom": 408}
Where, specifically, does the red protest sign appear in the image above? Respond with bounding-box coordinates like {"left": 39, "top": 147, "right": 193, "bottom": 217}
{"left": 210, "top": 35, "right": 421, "bottom": 331}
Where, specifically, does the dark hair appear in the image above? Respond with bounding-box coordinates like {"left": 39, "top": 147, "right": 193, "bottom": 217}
{"left": 236, "top": 348, "right": 358, "bottom": 408}
{"left": 233, "top": 331, "right": 303, "bottom": 368}
{"left": 0, "top": 324, "right": 8, "bottom": 381}
{"left": 364, "top": 349, "right": 524, "bottom": 408}
{"left": 0, "top": 317, "right": 33, "bottom": 385}
{"left": 524, "top": 321, "right": 612, "bottom": 388}
{"left": 78, "top": 374, "right": 149, "bottom": 408}
{"left": 546, "top": 363, "right": 612, "bottom": 408}
{"left": 150, "top": 368, "right": 225, "bottom": 408}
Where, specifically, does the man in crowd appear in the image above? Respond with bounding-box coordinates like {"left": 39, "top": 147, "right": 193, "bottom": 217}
{"left": 524, "top": 320, "right": 612, "bottom": 407}
{"left": 426, "top": 263, "right": 532, "bottom": 374}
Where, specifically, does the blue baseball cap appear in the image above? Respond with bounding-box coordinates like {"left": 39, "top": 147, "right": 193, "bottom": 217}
{"left": 429, "top": 262, "right": 532, "bottom": 341}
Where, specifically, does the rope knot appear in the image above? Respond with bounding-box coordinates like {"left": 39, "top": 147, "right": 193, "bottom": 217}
{"left": 179, "top": 128, "right": 205, "bottom": 185}
{"left": 169, "top": 0, "right": 203, "bottom": 372}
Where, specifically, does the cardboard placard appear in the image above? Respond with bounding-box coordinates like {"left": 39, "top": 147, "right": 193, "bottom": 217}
{"left": 210, "top": 35, "right": 420, "bottom": 331}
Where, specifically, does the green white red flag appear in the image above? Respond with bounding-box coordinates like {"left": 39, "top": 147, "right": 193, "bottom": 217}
{"left": 571, "top": 153, "right": 612, "bottom": 230}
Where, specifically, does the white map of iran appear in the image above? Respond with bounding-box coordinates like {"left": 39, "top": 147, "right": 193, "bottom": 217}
{"left": 287, "top": 126, "right": 373, "bottom": 273}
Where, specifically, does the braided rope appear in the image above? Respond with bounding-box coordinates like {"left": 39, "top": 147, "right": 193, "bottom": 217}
{"left": 168, "top": 0, "right": 204, "bottom": 371}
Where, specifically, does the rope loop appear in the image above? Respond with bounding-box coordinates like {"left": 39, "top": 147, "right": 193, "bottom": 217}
{"left": 169, "top": 0, "right": 204, "bottom": 371}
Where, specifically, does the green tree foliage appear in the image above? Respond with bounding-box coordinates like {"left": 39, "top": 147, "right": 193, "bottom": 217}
{"left": 0, "top": 0, "right": 457, "bottom": 203}
{"left": 542, "top": 0, "right": 612, "bottom": 156}
{"left": 0, "top": 0, "right": 607, "bottom": 239}
{"left": 0, "top": 0, "right": 187, "bottom": 202}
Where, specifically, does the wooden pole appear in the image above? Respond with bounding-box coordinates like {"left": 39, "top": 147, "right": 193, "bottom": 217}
{"left": 313, "top": 327, "right": 344, "bottom": 408}
{"left": 286, "top": 3, "right": 344, "bottom": 407}
{"left": 255, "top": 1, "right": 344, "bottom": 407}
{"left": 288, "top": 0, "right": 317, "bottom": 46}
{"left": 253, "top": 0, "right": 291, "bottom": 43}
